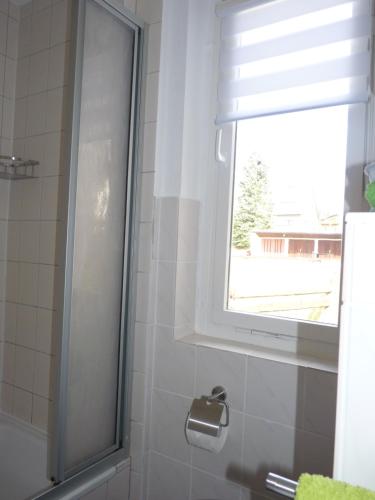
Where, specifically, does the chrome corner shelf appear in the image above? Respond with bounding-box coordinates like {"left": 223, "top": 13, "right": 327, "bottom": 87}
{"left": 0, "top": 155, "right": 39, "bottom": 180}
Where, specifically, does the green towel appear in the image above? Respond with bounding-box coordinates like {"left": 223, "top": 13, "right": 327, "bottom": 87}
{"left": 296, "top": 474, "right": 375, "bottom": 500}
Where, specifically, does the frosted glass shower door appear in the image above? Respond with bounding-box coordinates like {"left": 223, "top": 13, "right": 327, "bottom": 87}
{"left": 53, "top": 0, "right": 140, "bottom": 480}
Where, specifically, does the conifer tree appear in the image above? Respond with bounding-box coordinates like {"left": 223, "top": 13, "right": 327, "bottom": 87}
{"left": 232, "top": 155, "right": 272, "bottom": 249}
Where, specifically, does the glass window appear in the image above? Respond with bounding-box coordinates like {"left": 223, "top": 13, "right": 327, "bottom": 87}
{"left": 227, "top": 105, "right": 349, "bottom": 326}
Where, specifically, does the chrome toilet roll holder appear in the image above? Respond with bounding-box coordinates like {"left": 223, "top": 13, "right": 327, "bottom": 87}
{"left": 186, "top": 386, "right": 229, "bottom": 438}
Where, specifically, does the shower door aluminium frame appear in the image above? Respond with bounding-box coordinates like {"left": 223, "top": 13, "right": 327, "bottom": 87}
{"left": 50, "top": 0, "right": 144, "bottom": 486}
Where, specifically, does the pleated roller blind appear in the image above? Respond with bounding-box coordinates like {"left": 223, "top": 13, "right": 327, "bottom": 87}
{"left": 216, "top": 0, "right": 374, "bottom": 124}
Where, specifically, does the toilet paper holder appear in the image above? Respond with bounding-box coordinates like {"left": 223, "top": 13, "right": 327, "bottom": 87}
{"left": 186, "top": 386, "right": 229, "bottom": 437}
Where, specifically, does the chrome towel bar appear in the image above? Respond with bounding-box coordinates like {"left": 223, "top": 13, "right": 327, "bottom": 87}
{"left": 266, "top": 473, "right": 298, "bottom": 498}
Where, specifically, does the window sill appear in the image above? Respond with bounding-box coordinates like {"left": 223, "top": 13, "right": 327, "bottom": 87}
{"left": 178, "top": 332, "right": 338, "bottom": 373}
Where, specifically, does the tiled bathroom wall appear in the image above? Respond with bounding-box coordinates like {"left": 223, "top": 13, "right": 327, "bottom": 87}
{"left": 139, "top": 196, "right": 337, "bottom": 500}
{"left": 0, "top": 0, "right": 71, "bottom": 431}
{"left": 0, "top": 0, "right": 18, "bottom": 412}
{"left": 127, "top": 2, "right": 339, "bottom": 500}
{"left": 0, "top": 2, "right": 340, "bottom": 500}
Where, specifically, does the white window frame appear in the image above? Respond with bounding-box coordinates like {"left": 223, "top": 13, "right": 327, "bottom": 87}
{"left": 194, "top": 1, "right": 373, "bottom": 362}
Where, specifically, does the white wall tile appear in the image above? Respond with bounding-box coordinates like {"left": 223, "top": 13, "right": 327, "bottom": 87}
{"left": 135, "top": 271, "right": 150, "bottom": 324}
{"left": 191, "top": 469, "right": 241, "bottom": 500}
{"left": 43, "top": 131, "right": 63, "bottom": 175}
{"left": 18, "top": 221, "right": 40, "bottom": 263}
{"left": 0, "top": 1, "right": 8, "bottom": 16}
{"left": 1, "top": 97, "right": 14, "bottom": 138}
{"left": 129, "top": 471, "right": 142, "bottom": 500}
{"left": 3, "top": 342, "right": 15, "bottom": 383}
{"left": 295, "top": 429, "right": 334, "bottom": 478}
{"left": 131, "top": 371, "right": 146, "bottom": 423}
{"left": 141, "top": 121, "right": 157, "bottom": 172}
{"left": 36, "top": 307, "right": 53, "bottom": 353}
{"left": 8, "top": 3, "right": 20, "bottom": 21}
{"left": 133, "top": 322, "right": 148, "bottom": 374}
{"left": 130, "top": 421, "right": 144, "bottom": 473}
{"left": 1, "top": 382, "right": 14, "bottom": 413}
{"left": 6, "top": 261, "right": 18, "bottom": 302}
{"left": 0, "top": 137, "right": 12, "bottom": 155}
{"left": 24, "top": 134, "right": 45, "bottom": 175}
{"left": 144, "top": 72, "right": 159, "bottom": 123}
{"left": 0, "top": 54, "right": 5, "bottom": 94}
{"left": 0, "top": 221, "right": 6, "bottom": 259}
{"left": 148, "top": 452, "right": 190, "bottom": 500}
{"left": 16, "top": 304, "right": 37, "bottom": 349}
{"left": 21, "top": 3, "right": 32, "bottom": 19}
{"left": 15, "top": 345, "right": 35, "bottom": 391}
{"left": 303, "top": 369, "right": 337, "bottom": 438}
{"left": 107, "top": 465, "right": 130, "bottom": 500}
{"left": 151, "top": 389, "right": 192, "bottom": 464}
{"left": 154, "top": 325, "right": 195, "bottom": 397}
{"left": 245, "top": 357, "right": 304, "bottom": 428}
{"left": 243, "top": 415, "right": 296, "bottom": 493}
{"left": 39, "top": 221, "right": 57, "bottom": 264}
{"left": 192, "top": 410, "right": 243, "bottom": 479}
{"left": 6, "top": 17, "right": 18, "bottom": 59}
{"left": 20, "top": 178, "right": 42, "bottom": 220}
{"left": 18, "top": 15, "right": 31, "bottom": 58}
{"left": 32, "top": 394, "right": 49, "bottom": 430}
{"left": 13, "top": 386, "right": 32, "bottom": 421}
{"left": 123, "top": 0, "right": 136, "bottom": 15}
{"left": 155, "top": 261, "right": 176, "bottom": 326}
{"left": 147, "top": 22, "right": 161, "bottom": 74}
{"left": 27, "top": 92, "right": 47, "bottom": 136}
{"left": 41, "top": 176, "right": 59, "bottom": 220}
{"left": 196, "top": 346, "right": 246, "bottom": 412}
{"left": 137, "top": 222, "right": 152, "bottom": 273}
{"left": 50, "top": 0, "right": 71, "bottom": 46}
{"left": 5, "top": 302, "right": 17, "bottom": 342}
{"left": 0, "top": 175, "right": 10, "bottom": 219}
{"left": 175, "top": 262, "right": 196, "bottom": 326}
{"left": 29, "top": 49, "right": 49, "bottom": 94}
{"left": 16, "top": 57, "right": 30, "bottom": 98}
{"left": 33, "top": 351, "right": 51, "bottom": 397}
{"left": 48, "top": 42, "right": 69, "bottom": 89}
{"left": 136, "top": 0, "right": 163, "bottom": 24}
{"left": 37, "top": 264, "right": 55, "bottom": 309}
{"left": 13, "top": 137, "right": 25, "bottom": 158}
{"left": 4, "top": 57, "right": 16, "bottom": 99}
{"left": 30, "top": 7, "right": 51, "bottom": 54}
{"left": 14, "top": 97, "right": 27, "bottom": 138}
{"left": 156, "top": 197, "right": 178, "bottom": 261}
{"left": 18, "top": 262, "right": 38, "bottom": 305}
{"left": 46, "top": 87, "right": 64, "bottom": 131}
{"left": 32, "top": 0, "right": 52, "bottom": 13}
{"left": 0, "top": 13, "right": 6, "bottom": 55}
{"left": 139, "top": 172, "right": 154, "bottom": 222}
{"left": 176, "top": 198, "right": 199, "bottom": 263}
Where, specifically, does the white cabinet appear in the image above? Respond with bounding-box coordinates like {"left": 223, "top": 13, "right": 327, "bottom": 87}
{"left": 334, "top": 213, "right": 375, "bottom": 490}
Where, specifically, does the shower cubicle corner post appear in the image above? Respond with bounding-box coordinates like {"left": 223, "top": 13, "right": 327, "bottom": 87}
{"left": 50, "top": 0, "right": 85, "bottom": 484}
{"left": 118, "top": 9, "right": 145, "bottom": 462}
{"left": 49, "top": 0, "right": 144, "bottom": 488}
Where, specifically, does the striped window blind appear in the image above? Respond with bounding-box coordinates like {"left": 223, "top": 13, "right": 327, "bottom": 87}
{"left": 216, "top": 0, "right": 373, "bottom": 124}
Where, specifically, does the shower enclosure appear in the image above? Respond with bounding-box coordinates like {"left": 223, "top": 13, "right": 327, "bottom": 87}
{"left": 0, "top": 0, "right": 142, "bottom": 498}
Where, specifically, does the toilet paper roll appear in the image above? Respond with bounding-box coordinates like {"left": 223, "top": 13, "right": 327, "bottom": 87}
{"left": 185, "top": 424, "right": 228, "bottom": 453}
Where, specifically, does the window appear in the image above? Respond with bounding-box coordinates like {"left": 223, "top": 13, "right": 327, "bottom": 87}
{"left": 197, "top": 0, "right": 373, "bottom": 357}
{"left": 228, "top": 106, "right": 348, "bottom": 326}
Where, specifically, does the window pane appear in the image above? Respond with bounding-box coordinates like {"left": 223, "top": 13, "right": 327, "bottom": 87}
{"left": 228, "top": 106, "right": 349, "bottom": 326}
